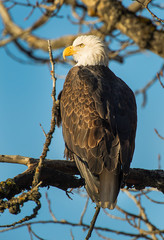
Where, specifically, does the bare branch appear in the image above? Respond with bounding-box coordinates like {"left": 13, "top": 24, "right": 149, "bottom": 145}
{"left": 79, "top": 196, "right": 89, "bottom": 224}
{"left": 0, "top": 2, "right": 77, "bottom": 50}
{"left": 135, "top": 0, "right": 164, "bottom": 23}
{"left": 128, "top": 0, "right": 148, "bottom": 13}
{"left": 45, "top": 192, "right": 57, "bottom": 222}
{"left": 32, "top": 40, "right": 57, "bottom": 188}
{"left": 0, "top": 154, "right": 30, "bottom": 166}
{"left": 103, "top": 208, "right": 126, "bottom": 221}
{"left": 154, "top": 129, "right": 164, "bottom": 140}
{"left": 156, "top": 72, "right": 164, "bottom": 88}
{"left": 141, "top": 190, "right": 164, "bottom": 204}
{"left": 1, "top": 1, "right": 164, "bottom": 58}
{"left": 0, "top": 182, "right": 42, "bottom": 227}
{"left": 0, "top": 155, "right": 164, "bottom": 198}
{"left": 1, "top": 219, "right": 161, "bottom": 238}
{"left": 85, "top": 206, "right": 101, "bottom": 240}
{"left": 123, "top": 189, "right": 160, "bottom": 240}
{"left": 135, "top": 64, "right": 164, "bottom": 107}
{"left": 81, "top": 0, "right": 164, "bottom": 57}
{"left": 27, "top": 224, "right": 44, "bottom": 240}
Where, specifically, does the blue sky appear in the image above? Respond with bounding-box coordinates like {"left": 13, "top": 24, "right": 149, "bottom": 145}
{"left": 0, "top": 1, "right": 164, "bottom": 239}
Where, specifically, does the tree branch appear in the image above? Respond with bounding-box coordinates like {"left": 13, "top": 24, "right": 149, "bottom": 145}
{"left": 1, "top": 1, "right": 164, "bottom": 57}
{"left": 0, "top": 2, "right": 77, "bottom": 50}
{"left": 85, "top": 206, "right": 100, "bottom": 240}
{"left": 81, "top": 0, "right": 164, "bottom": 57}
{"left": 0, "top": 155, "right": 164, "bottom": 201}
{"left": 32, "top": 40, "right": 57, "bottom": 188}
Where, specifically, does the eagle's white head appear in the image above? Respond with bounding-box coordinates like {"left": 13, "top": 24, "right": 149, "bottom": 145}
{"left": 63, "top": 35, "right": 109, "bottom": 66}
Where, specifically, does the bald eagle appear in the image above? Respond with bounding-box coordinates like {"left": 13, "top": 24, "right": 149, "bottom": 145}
{"left": 59, "top": 35, "right": 137, "bottom": 209}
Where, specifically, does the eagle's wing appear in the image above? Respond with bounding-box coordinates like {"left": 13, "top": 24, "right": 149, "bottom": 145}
{"left": 60, "top": 65, "right": 137, "bottom": 208}
{"left": 112, "top": 75, "right": 137, "bottom": 176}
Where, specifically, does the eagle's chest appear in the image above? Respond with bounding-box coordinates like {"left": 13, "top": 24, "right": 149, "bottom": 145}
{"left": 60, "top": 77, "right": 99, "bottom": 126}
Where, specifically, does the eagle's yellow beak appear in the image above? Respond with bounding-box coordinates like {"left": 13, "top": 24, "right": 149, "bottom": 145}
{"left": 63, "top": 46, "right": 77, "bottom": 60}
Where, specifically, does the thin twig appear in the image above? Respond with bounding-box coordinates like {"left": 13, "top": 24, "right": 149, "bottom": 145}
{"left": 156, "top": 72, "right": 164, "bottom": 88}
{"left": 48, "top": 40, "right": 57, "bottom": 91}
{"left": 135, "top": 64, "right": 164, "bottom": 107}
{"left": 85, "top": 206, "right": 100, "bottom": 240}
{"left": 1, "top": 219, "right": 160, "bottom": 238}
{"left": 27, "top": 224, "right": 45, "bottom": 240}
{"left": 145, "top": 0, "right": 164, "bottom": 23}
{"left": 79, "top": 196, "right": 89, "bottom": 224}
{"left": 122, "top": 189, "right": 159, "bottom": 240}
{"left": 0, "top": 182, "right": 42, "bottom": 228}
{"left": 135, "top": 0, "right": 164, "bottom": 23}
{"left": 142, "top": 190, "right": 164, "bottom": 204}
{"left": 158, "top": 154, "right": 161, "bottom": 170}
{"left": 70, "top": 230, "right": 75, "bottom": 240}
{"left": 27, "top": 224, "right": 33, "bottom": 240}
{"left": 45, "top": 192, "right": 57, "bottom": 222}
{"left": 95, "top": 230, "right": 113, "bottom": 240}
{"left": 32, "top": 40, "right": 57, "bottom": 188}
{"left": 154, "top": 129, "right": 164, "bottom": 140}
{"left": 39, "top": 123, "right": 47, "bottom": 137}
{"left": 103, "top": 208, "right": 126, "bottom": 221}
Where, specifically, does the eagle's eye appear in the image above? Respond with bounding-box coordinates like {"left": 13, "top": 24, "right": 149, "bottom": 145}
{"left": 78, "top": 43, "right": 85, "bottom": 48}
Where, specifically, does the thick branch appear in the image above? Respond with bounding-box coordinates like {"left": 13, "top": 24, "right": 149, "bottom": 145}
{"left": 0, "top": 156, "right": 83, "bottom": 200}
{"left": 0, "top": 155, "right": 164, "bottom": 200}
{"left": 128, "top": 0, "right": 147, "bottom": 12}
{"left": 81, "top": 0, "right": 164, "bottom": 57}
{"left": 0, "top": 2, "right": 76, "bottom": 50}
{"left": 0, "top": 1, "right": 164, "bottom": 57}
{"left": 127, "top": 168, "right": 164, "bottom": 193}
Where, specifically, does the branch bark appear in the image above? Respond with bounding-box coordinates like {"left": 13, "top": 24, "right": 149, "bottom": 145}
{"left": 0, "top": 155, "right": 163, "bottom": 201}
{"left": 81, "top": 0, "right": 164, "bottom": 57}
{"left": 0, "top": 1, "right": 164, "bottom": 57}
{"left": 0, "top": 2, "right": 77, "bottom": 50}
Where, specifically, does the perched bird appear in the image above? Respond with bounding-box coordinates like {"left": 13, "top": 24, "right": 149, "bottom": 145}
{"left": 59, "top": 35, "right": 137, "bottom": 209}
